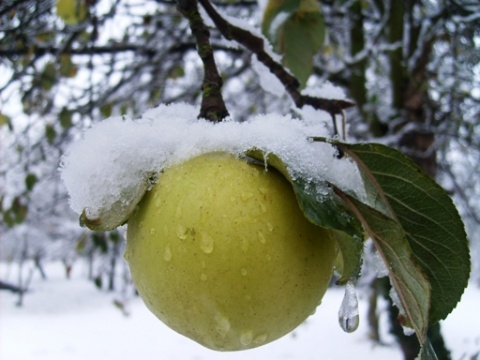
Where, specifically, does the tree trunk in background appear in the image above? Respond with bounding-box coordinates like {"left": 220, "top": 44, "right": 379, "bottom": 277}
{"left": 360, "top": 1, "right": 447, "bottom": 358}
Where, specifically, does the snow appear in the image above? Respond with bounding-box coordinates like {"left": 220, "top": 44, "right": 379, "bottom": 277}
{"left": 60, "top": 102, "right": 365, "bottom": 230}
{"left": 1, "top": 261, "right": 478, "bottom": 360}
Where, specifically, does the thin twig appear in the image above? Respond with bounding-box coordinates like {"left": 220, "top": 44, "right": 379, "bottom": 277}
{"left": 177, "top": 0, "right": 229, "bottom": 122}
{"left": 198, "top": 0, "right": 355, "bottom": 121}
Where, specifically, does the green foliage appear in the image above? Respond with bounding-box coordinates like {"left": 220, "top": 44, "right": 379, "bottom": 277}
{"left": 56, "top": 0, "right": 87, "bottom": 25}
{"left": 40, "top": 62, "right": 57, "bottom": 90}
{"left": 247, "top": 149, "right": 364, "bottom": 283}
{"left": 250, "top": 139, "right": 470, "bottom": 348}
{"left": 0, "top": 113, "right": 12, "bottom": 130}
{"left": 2, "top": 197, "right": 28, "bottom": 228}
{"left": 59, "top": 107, "right": 73, "bottom": 129}
{"left": 337, "top": 142, "right": 470, "bottom": 325}
{"left": 45, "top": 124, "right": 57, "bottom": 144}
{"left": 59, "top": 55, "right": 78, "bottom": 78}
{"left": 25, "top": 173, "right": 38, "bottom": 192}
{"left": 261, "top": 0, "right": 325, "bottom": 86}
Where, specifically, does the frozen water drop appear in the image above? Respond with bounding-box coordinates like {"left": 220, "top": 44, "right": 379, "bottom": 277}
{"left": 149, "top": 228, "right": 156, "bottom": 235}
{"left": 200, "top": 231, "right": 214, "bottom": 254}
{"left": 200, "top": 273, "right": 208, "bottom": 282}
{"left": 338, "top": 282, "right": 360, "bottom": 333}
{"left": 241, "top": 268, "right": 248, "bottom": 276}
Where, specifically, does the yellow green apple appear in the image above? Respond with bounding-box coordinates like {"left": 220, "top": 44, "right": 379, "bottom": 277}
{"left": 125, "top": 152, "right": 337, "bottom": 351}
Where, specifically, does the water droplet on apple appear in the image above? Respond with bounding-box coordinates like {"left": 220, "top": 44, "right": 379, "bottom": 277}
{"left": 338, "top": 281, "right": 360, "bottom": 333}
{"left": 176, "top": 224, "right": 188, "bottom": 239}
{"left": 266, "top": 222, "right": 274, "bottom": 232}
{"left": 253, "top": 333, "right": 268, "bottom": 345}
{"left": 175, "top": 201, "right": 183, "bottom": 219}
{"left": 257, "top": 231, "right": 266, "bottom": 244}
{"left": 240, "top": 330, "right": 253, "bottom": 346}
{"left": 241, "top": 237, "right": 249, "bottom": 252}
{"left": 241, "top": 268, "right": 248, "bottom": 276}
{"left": 258, "top": 187, "right": 268, "bottom": 195}
{"left": 214, "top": 313, "right": 230, "bottom": 338}
{"left": 241, "top": 192, "right": 253, "bottom": 201}
{"left": 259, "top": 203, "right": 267, "bottom": 213}
{"left": 200, "top": 273, "right": 208, "bottom": 281}
{"left": 200, "top": 231, "right": 214, "bottom": 254}
{"left": 149, "top": 228, "right": 156, "bottom": 235}
{"left": 164, "top": 246, "right": 172, "bottom": 262}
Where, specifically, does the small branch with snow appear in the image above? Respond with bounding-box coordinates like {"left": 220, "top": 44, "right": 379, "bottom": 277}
{"left": 197, "top": 0, "right": 355, "bottom": 118}
{"left": 177, "top": 0, "right": 229, "bottom": 122}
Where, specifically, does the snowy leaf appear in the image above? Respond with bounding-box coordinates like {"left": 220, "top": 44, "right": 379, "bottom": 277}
{"left": 336, "top": 142, "right": 470, "bottom": 325}
{"left": 247, "top": 149, "right": 364, "bottom": 283}
{"left": 262, "top": 0, "right": 325, "bottom": 86}
{"left": 334, "top": 187, "right": 430, "bottom": 344}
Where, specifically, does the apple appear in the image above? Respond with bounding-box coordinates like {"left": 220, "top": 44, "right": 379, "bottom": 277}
{"left": 125, "top": 152, "right": 337, "bottom": 351}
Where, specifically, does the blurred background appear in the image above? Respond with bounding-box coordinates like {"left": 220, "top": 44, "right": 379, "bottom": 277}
{"left": 1, "top": 1, "right": 479, "bottom": 359}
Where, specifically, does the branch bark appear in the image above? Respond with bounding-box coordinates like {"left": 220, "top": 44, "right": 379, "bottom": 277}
{"left": 198, "top": 0, "right": 354, "bottom": 118}
{"left": 177, "top": 0, "right": 229, "bottom": 122}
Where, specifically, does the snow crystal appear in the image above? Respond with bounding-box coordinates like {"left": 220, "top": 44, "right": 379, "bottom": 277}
{"left": 251, "top": 55, "right": 286, "bottom": 97}
{"left": 60, "top": 102, "right": 365, "bottom": 229}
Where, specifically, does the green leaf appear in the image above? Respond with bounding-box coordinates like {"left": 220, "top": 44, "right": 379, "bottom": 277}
{"left": 335, "top": 187, "right": 430, "bottom": 344}
{"left": 336, "top": 142, "right": 470, "bottom": 324}
{"left": 246, "top": 149, "right": 364, "bottom": 283}
{"left": 40, "top": 62, "right": 57, "bottom": 90}
{"left": 0, "top": 113, "right": 12, "bottom": 130}
{"left": 59, "top": 54, "right": 78, "bottom": 78}
{"left": 2, "top": 197, "right": 28, "bottom": 227}
{"left": 56, "top": 0, "right": 87, "bottom": 25}
{"left": 59, "top": 107, "right": 73, "bottom": 129}
{"left": 261, "top": 0, "right": 301, "bottom": 37}
{"left": 262, "top": 0, "right": 325, "bottom": 87}
{"left": 100, "top": 103, "right": 113, "bottom": 118}
{"left": 45, "top": 124, "right": 57, "bottom": 144}
{"left": 330, "top": 228, "right": 364, "bottom": 285}
{"left": 280, "top": 11, "right": 325, "bottom": 86}
{"left": 25, "top": 173, "right": 38, "bottom": 191}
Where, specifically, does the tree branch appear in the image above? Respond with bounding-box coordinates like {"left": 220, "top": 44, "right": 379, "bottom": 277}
{"left": 176, "top": 0, "right": 229, "bottom": 122}
{"left": 198, "top": 0, "right": 355, "bottom": 117}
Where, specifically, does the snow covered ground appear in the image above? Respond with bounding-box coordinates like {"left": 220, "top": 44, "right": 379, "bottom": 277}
{"left": 0, "top": 261, "right": 478, "bottom": 360}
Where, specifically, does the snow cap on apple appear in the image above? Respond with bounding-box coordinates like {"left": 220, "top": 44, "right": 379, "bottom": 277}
{"left": 60, "top": 92, "right": 365, "bottom": 351}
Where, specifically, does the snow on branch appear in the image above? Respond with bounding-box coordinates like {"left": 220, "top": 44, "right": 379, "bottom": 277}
{"left": 197, "top": 0, "right": 355, "bottom": 117}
